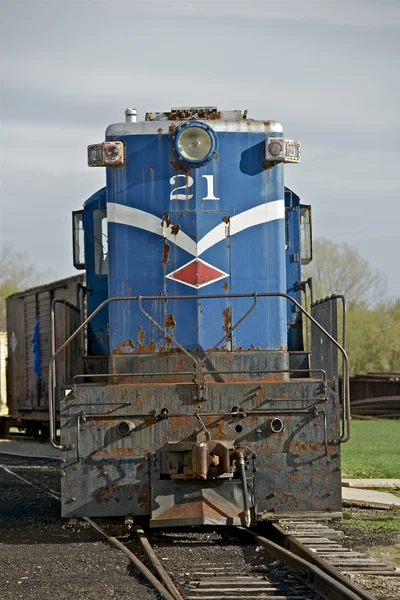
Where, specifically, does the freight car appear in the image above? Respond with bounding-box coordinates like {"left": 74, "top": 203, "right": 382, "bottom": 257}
{"left": 3, "top": 276, "right": 85, "bottom": 436}
{"left": 50, "top": 106, "right": 350, "bottom": 527}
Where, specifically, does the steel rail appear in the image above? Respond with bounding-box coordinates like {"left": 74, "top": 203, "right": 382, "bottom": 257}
{"left": 135, "top": 526, "right": 184, "bottom": 600}
{"left": 85, "top": 518, "right": 176, "bottom": 600}
{"left": 49, "top": 292, "right": 350, "bottom": 449}
{"left": 237, "top": 526, "right": 377, "bottom": 600}
{"left": 268, "top": 522, "right": 378, "bottom": 600}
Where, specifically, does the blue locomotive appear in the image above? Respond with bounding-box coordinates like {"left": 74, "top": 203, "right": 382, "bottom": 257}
{"left": 55, "top": 106, "right": 349, "bottom": 526}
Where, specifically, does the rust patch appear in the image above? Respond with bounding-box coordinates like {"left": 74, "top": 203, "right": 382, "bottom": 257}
{"left": 222, "top": 282, "right": 228, "bottom": 291}
{"left": 95, "top": 483, "right": 121, "bottom": 504}
{"left": 222, "top": 306, "right": 232, "bottom": 335}
{"left": 222, "top": 215, "right": 230, "bottom": 224}
{"left": 138, "top": 327, "right": 145, "bottom": 345}
{"left": 162, "top": 241, "right": 170, "bottom": 264}
{"left": 137, "top": 482, "right": 149, "bottom": 506}
{"left": 149, "top": 165, "right": 154, "bottom": 170}
{"left": 170, "top": 160, "right": 190, "bottom": 173}
{"left": 289, "top": 471, "right": 302, "bottom": 483}
{"left": 109, "top": 447, "right": 135, "bottom": 456}
{"left": 113, "top": 339, "right": 135, "bottom": 354}
{"left": 168, "top": 108, "right": 221, "bottom": 121}
{"left": 171, "top": 359, "right": 187, "bottom": 372}
{"left": 95, "top": 485, "right": 110, "bottom": 503}
{"left": 277, "top": 493, "right": 300, "bottom": 508}
{"left": 162, "top": 219, "right": 172, "bottom": 228}
{"left": 165, "top": 313, "right": 176, "bottom": 328}
{"left": 264, "top": 121, "right": 271, "bottom": 126}
{"left": 93, "top": 418, "right": 117, "bottom": 427}
{"left": 136, "top": 329, "right": 157, "bottom": 352}
{"left": 170, "top": 223, "right": 180, "bottom": 236}
{"left": 138, "top": 340, "right": 156, "bottom": 353}
{"left": 291, "top": 440, "right": 324, "bottom": 453}
{"left": 157, "top": 128, "right": 163, "bottom": 134}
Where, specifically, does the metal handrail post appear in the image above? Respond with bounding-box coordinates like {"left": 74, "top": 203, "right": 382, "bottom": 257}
{"left": 50, "top": 298, "right": 81, "bottom": 450}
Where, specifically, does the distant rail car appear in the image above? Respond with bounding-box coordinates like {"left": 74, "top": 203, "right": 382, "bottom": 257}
{"left": 9, "top": 106, "right": 351, "bottom": 526}
{"left": 3, "top": 276, "right": 84, "bottom": 436}
{"left": 349, "top": 373, "right": 400, "bottom": 418}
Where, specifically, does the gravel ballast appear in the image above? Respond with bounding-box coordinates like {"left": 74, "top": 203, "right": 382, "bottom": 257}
{"left": 0, "top": 455, "right": 158, "bottom": 600}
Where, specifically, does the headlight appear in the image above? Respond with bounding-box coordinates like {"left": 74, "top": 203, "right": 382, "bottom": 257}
{"left": 265, "top": 138, "right": 301, "bottom": 163}
{"left": 87, "top": 141, "right": 125, "bottom": 167}
{"left": 172, "top": 121, "right": 218, "bottom": 167}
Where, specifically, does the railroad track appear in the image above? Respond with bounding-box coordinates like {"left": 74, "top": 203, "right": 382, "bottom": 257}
{"left": 1, "top": 453, "right": 398, "bottom": 600}
{"left": 270, "top": 520, "right": 400, "bottom": 600}
{"left": 146, "top": 525, "right": 389, "bottom": 600}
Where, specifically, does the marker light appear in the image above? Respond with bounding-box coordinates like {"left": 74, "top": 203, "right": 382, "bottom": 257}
{"left": 265, "top": 138, "right": 301, "bottom": 163}
{"left": 268, "top": 140, "right": 284, "bottom": 157}
{"left": 172, "top": 121, "right": 218, "bottom": 167}
{"left": 88, "top": 141, "right": 125, "bottom": 167}
{"left": 104, "top": 144, "right": 120, "bottom": 160}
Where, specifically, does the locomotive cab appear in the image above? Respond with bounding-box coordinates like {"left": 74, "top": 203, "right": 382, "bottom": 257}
{"left": 58, "top": 106, "right": 349, "bottom": 527}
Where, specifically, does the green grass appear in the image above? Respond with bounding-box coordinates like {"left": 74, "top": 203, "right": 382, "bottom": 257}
{"left": 341, "top": 419, "right": 400, "bottom": 478}
{"left": 375, "top": 488, "right": 400, "bottom": 498}
{"left": 342, "top": 512, "right": 400, "bottom": 531}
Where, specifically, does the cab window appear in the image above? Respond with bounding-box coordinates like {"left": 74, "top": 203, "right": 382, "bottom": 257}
{"left": 93, "top": 209, "right": 108, "bottom": 275}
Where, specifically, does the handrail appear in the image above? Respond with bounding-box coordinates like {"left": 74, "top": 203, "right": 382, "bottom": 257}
{"left": 50, "top": 298, "right": 81, "bottom": 449}
{"left": 48, "top": 292, "right": 350, "bottom": 449}
{"left": 312, "top": 293, "right": 350, "bottom": 443}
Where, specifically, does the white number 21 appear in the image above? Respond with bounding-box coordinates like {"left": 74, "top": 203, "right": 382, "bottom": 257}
{"left": 170, "top": 174, "right": 220, "bottom": 201}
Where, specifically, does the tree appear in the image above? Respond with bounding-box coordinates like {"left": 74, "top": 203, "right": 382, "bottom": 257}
{"left": 385, "top": 299, "right": 400, "bottom": 372}
{"left": 304, "top": 238, "right": 387, "bottom": 309}
{"left": 0, "top": 245, "right": 48, "bottom": 330}
{"left": 303, "top": 239, "right": 400, "bottom": 375}
{"left": 346, "top": 306, "right": 391, "bottom": 375}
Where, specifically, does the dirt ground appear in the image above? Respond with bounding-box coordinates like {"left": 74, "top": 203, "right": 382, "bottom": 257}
{"left": 330, "top": 507, "right": 400, "bottom": 600}
{"left": 0, "top": 454, "right": 159, "bottom": 600}
{"left": 334, "top": 507, "right": 400, "bottom": 567}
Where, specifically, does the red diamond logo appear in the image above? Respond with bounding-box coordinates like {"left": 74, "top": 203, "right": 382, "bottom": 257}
{"left": 166, "top": 258, "right": 229, "bottom": 289}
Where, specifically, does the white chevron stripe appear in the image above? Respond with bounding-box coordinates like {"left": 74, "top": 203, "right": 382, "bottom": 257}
{"left": 197, "top": 200, "right": 284, "bottom": 255}
{"left": 107, "top": 199, "right": 284, "bottom": 257}
{"left": 107, "top": 203, "right": 196, "bottom": 255}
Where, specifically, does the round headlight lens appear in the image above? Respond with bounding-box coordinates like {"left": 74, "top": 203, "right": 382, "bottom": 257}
{"left": 105, "top": 144, "right": 120, "bottom": 160}
{"left": 177, "top": 126, "right": 213, "bottom": 162}
{"left": 268, "top": 140, "right": 283, "bottom": 157}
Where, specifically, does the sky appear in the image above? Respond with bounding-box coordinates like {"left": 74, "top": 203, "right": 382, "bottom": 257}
{"left": 1, "top": 0, "right": 399, "bottom": 299}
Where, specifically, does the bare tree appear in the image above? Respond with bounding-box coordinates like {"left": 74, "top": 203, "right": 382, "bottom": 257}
{"left": 304, "top": 238, "right": 387, "bottom": 308}
{"left": 0, "top": 245, "right": 49, "bottom": 330}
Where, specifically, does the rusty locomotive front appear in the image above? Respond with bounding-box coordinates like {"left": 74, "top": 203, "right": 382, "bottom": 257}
{"left": 53, "top": 106, "right": 349, "bottom": 527}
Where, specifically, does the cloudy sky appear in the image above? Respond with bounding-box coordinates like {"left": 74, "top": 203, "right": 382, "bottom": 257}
{"left": 1, "top": 0, "right": 399, "bottom": 299}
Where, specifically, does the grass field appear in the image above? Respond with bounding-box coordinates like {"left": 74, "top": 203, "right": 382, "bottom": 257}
{"left": 341, "top": 419, "right": 400, "bottom": 478}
